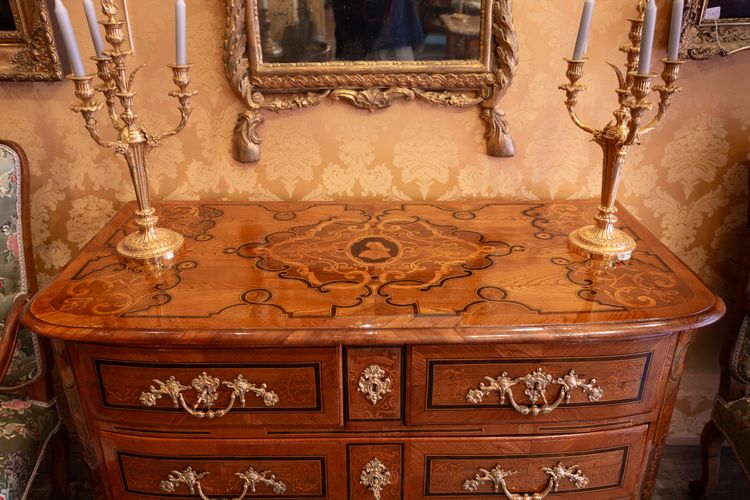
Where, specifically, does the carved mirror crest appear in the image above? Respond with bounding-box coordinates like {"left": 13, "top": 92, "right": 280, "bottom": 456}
{"left": 224, "top": 0, "right": 518, "bottom": 163}
{"left": 0, "top": 0, "right": 62, "bottom": 80}
{"left": 681, "top": 0, "right": 750, "bottom": 59}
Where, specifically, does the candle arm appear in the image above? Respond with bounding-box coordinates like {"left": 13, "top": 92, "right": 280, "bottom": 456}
{"left": 565, "top": 106, "right": 598, "bottom": 136}
{"left": 82, "top": 117, "right": 119, "bottom": 149}
{"left": 151, "top": 66, "right": 196, "bottom": 143}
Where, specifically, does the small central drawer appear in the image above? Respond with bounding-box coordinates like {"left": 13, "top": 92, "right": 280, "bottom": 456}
{"left": 408, "top": 337, "right": 671, "bottom": 427}
{"left": 71, "top": 344, "right": 341, "bottom": 430}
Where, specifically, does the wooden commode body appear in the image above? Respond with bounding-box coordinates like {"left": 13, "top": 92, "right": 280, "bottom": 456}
{"left": 22, "top": 201, "right": 723, "bottom": 499}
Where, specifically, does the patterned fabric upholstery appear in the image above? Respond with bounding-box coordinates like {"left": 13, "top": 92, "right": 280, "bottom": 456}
{"left": 0, "top": 396, "right": 59, "bottom": 500}
{"left": 731, "top": 314, "right": 750, "bottom": 385}
{"left": 0, "top": 145, "right": 40, "bottom": 391}
{"left": 713, "top": 395, "right": 750, "bottom": 479}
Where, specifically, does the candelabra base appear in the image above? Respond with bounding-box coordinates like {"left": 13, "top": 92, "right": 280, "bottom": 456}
{"left": 116, "top": 210, "right": 184, "bottom": 262}
{"left": 568, "top": 225, "right": 635, "bottom": 262}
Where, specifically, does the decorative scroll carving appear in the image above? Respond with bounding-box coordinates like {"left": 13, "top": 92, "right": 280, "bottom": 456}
{"left": 360, "top": 458, "right": 391, "bottom": 500}
{"left": 481, "top": 0, "right": 518, "bottom": 157}
{"left": 224, "top": 0, "right": 517, "bottom": 162}
{"left": 466, "top": 368, "right": 603, "bottom": 415}
{"left": 0, "top": 0, "right": 62, "bottom": 81}
{"left": 681, "top": 0, "right": 750, "bottom": 60}
{"left": 358, "top": 364, "right": 392, "bottom": 405}
{"left": 332, "top": 88, "right": 415, "bottom": 111}
{"left": 462, "top": 461, "right": 589, "bottom": 498}
{"left": 161, "top": 466, "right": 286, "bottom": 498}
{"left": 139, "top": 371, "right": 279, "bottom": 419}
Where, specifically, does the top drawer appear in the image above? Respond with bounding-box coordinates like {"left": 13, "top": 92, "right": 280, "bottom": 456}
{"left": 70, "top": 344, "right": 341, "bottom": 431}
{"left": 408, "top": 337, "right": 672, "bottom": 428}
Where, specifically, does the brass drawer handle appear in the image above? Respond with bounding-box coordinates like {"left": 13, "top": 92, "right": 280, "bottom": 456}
{"left": 360, "top": 458, "right": 391, "bottom": 500}
{"left": 466, "top": 368, "right": 603, "bottom": 415}
{"left": 358, "top": 364, "right": 392, "bottom": 405}
{"left": 139, "top": 371, "right": 279, "bottom": 419}
{"left": 161, "top": 466, "right": 286, "bottom": 498}
{"left": 462, "top": 461, "right": 589, "bottom": 499}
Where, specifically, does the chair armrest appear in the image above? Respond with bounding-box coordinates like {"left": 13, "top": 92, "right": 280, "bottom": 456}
{"left": 0, "top": 294, "right": 29, "bottom": 383}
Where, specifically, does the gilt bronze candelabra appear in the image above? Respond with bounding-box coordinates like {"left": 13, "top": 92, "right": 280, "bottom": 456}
{"left": 559, "top": 1, "right": 683, "bottom": 262}
{"left": 69, "top": 0, "right": 196, "bottom": 262}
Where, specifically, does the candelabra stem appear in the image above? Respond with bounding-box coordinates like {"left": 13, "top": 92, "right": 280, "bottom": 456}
{"left": 568, "top": 140, "right": 636, "bottom": 262}
{"left": 116, "top": 142, "right": 184, "bottom": 262}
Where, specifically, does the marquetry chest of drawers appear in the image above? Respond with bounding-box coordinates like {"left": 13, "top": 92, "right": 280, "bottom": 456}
{"left": 23, "top": 201, "right": 723, "bottom": 499}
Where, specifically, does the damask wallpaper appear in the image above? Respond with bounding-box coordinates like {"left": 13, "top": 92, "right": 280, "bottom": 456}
{"left": 0, "top": 0, "right": 747, "bottom": 442}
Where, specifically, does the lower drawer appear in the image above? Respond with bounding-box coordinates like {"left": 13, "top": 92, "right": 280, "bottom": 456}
{"left": 99, "top": 425, "right": 647, "bottom": 499}
{"left": 99, "top": 432, "right": 348, "bottom": 498}
{"left": 407, "top": 425, "right": 647, "bottom": 499}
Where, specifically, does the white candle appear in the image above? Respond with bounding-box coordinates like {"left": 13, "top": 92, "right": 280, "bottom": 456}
{"left": 123, "top": 0, "right": 135, "bottom": 55}
{"left": 175, "top": 0, "right": 186, "bottom": 66}
{"left": 573, "top": 0, "right": 595, "bottom": 60}
{"left": 638, "top": 0, "right": 657, "bottom": 75}
{"left": 82, "top": 0, "right": 104, "bottom": 58}
{"left": 667, "top": 0, "right": 684, "bottom": 60}
{"left": 54, "top": 0, "right": 86, "bottom": 76}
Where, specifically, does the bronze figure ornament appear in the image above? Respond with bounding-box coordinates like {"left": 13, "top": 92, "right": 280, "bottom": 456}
{"left": 224, "top": 0, "right": 518, "bottom": 163}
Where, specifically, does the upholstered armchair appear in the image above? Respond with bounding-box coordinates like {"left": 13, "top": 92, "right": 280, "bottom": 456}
{"left": 691, "top": 193, "right": 750, "bottom": 497}
{"left": 0, "top": 141, "right": 67, "bottom": 499}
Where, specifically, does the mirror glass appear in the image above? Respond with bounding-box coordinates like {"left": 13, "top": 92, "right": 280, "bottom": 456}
{"left": 0, "top": 0, "right": 17, "bottom": 31}
{"left": 258, "top": 0, "right": 483, "bottom": 63}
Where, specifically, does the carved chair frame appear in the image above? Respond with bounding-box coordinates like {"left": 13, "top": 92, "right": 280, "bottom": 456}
{"left": 0, "top": 0, "right": 62, "bottom": 81}
{"left": 681, "top": 0, "right": 750, "bottom": 59}
{"left": 224, "top": 0, "right": 518, "bottom": 163}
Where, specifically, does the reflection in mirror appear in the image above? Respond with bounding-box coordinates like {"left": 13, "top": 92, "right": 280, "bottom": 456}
{"left": 0, "top": 0, "right": 17, "bottom": 31}
{"left": 258, "top": 0, "right": 482, "bottom": 63}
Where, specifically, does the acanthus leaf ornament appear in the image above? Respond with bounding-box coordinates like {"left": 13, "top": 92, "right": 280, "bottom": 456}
{"left": 466, "top": 368, "right": 603, "bottom": 416}
{"left": 357, "top": 364, "right": 392, "bottom": 405}
{"left": 462, "top": 461, "right": 589, "bottom": 499}
{"left": 161, "top": 465, "right": 286, "bottom": 498}
{"left": 139, "top": 371, "right": 279, "bottom": 419}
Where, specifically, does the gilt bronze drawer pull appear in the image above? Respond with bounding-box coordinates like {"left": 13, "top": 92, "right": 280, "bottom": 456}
{"left": 160, "top": 465, "right": 286, "bottom": 498}
{"left": 139, "top": 371, "right": 279, "bottom": 419}
{"left": 462, "top": 461, "right": 589, "bottom": 499}
{"left": 358, "top": 364, "right": 392, "bottom": 405}
{"left": 360, "top": 458, "right": 391, "bottom": 500}
{"left": 466, "top": 368, "right": 603, "bottom": 416}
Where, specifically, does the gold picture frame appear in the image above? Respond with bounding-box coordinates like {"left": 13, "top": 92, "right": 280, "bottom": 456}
{"left": 0, "top": 0, "right": 62, "bottom": 81}
{"left": 681, "top": 0, "right": 750, "bottom": 59}
{"left": 224, "top": 0, "right": 518, "bottom": 163}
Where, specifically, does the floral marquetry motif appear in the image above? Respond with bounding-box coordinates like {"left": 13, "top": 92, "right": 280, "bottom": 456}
{"left": 25, "top": 201, "right": 722, "bottom": 344}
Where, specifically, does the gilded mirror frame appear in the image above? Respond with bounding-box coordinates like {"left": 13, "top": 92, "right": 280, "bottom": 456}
{"left": 0, "top": 0, "right": 62, "bottom": 81}
{"left": 681, "top": 0, "right": 750, "bottom": 59}
{"left": 224, "top": 0, "right": 518, "bottom": 163}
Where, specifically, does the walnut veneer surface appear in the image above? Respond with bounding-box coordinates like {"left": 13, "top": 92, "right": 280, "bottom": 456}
{"left": 23, "top": 201, "right": 724, "bottom": 499}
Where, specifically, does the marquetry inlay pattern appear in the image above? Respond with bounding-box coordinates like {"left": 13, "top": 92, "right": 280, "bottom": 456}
{"left": 31, "top": 201, "right": 714, "bottom": 335}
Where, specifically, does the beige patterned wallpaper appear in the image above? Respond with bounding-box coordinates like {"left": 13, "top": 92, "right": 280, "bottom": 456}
{"left": 0, "top": 1, "right": 748, "bottom": 442}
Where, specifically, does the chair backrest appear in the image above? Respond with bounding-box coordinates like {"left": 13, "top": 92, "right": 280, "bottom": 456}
{"left": 0, "top": 140, "right": 47, "bottom": 395}
{"left": 0, "top": 140, "right": 37, "bottom": 318}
